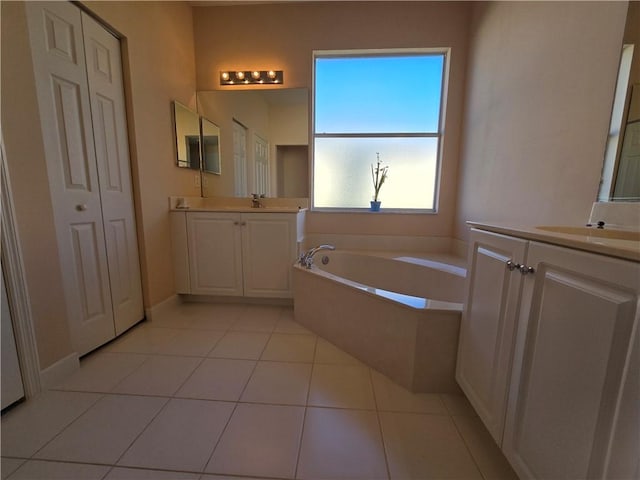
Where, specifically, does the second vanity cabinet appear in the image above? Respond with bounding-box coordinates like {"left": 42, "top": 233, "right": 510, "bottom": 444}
{"left": 457, "top": 227, "right": 639, "bottom": 480}
{"left": 171, "top": 210, "right": 304, "bottom": 298}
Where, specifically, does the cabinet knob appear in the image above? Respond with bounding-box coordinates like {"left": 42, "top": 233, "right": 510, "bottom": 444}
{"left": 519, "top": 264, "right": 535, "bottom": 275}
{"left": 76, "top": 204, "right": 87, "bottom": 211}
{"left": 240, "top": 221, "right": 246, "bottom": 226}
{"left": 506, "top": 260, "right": 520, "bottom": 271}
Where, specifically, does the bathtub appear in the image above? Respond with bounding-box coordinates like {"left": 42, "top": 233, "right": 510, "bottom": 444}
{"left": 293, "top": 250, "right": 466, "bottom": 393}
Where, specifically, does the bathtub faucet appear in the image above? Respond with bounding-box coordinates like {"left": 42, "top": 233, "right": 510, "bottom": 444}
{"left": 299, "top": 244, "right": 335, "bottom": 269}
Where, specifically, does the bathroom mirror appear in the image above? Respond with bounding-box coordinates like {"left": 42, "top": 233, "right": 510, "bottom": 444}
{"left": 599, "top": 2, "right": 639, "bottom": 201}
{"left": 173, "top": 101, "right": 201, "bottom": 170}
{"left": 197, "top": 88, "right": 309, "bottom": 198}
{"left": 201, "top": 117, "right": 221, "bottom": 175}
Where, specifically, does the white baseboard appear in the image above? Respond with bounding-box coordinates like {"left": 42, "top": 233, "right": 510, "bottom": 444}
{"left": 145, "top": 294, "right": 181, "bottom": 322}
{"left": 40, "top": 352, "right": 79, "bottom": 390}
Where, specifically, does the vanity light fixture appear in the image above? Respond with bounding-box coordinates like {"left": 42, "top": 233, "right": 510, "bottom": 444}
{"left": 220, "top": 70, "right": 284, "bottom": 85}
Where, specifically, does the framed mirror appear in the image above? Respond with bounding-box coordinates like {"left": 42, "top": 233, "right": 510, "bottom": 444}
{"left": 173, "top": 101, "right": 201, "bottom": 170}
{"left": 201, "top": 117, "right": 221, "bottom": 175}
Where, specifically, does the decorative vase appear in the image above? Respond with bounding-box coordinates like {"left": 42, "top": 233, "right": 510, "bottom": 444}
{"left": 370, "top": 200, "right": 381, "bottom": 212}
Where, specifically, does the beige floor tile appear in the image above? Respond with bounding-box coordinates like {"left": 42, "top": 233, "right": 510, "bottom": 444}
{"left": 0, "top": 391, "right": 101, "bottom": 458}
{"left": 188, "top": 316, "right": 236, "bottom": 331}
{"left": 5, "top": 460, "right": 109, "bottom": 479}
{"left": 35, "top": 395, "right": 167, "bottom": 465}
{"left": 231, "top": 316, "right": 278, "bottom": 333}
{"left": 314, "top": 338, "right": 362, "bottom": 365}
{"left": 147, "top": 307, "right": 195, "bottom": 329}
{"left": 111, "top": 355, "right": 201, "bottom": 396}
{"left": 297, "top": 407, "right": 388, "bottom": 480}
{"left": 106, "top": 325, "right": 182, "bottom": 354}
{"left": 260, "top": 334, "right": 316, "bottom": 363}
{"left": 200, "top": 475, "right": 272, "bottom": 480}
{"left": 1, "top": 458, "right": 25, "bottom": 480}
{"left": 380, "top": 411, "right": 482, "bottom": 479}
{"left": 119, "top": 399, "right": 234, "bottom": 472}
{"left": 274, "top": 318, "right": 313, "bottom": 335}
{"left": 452, "top": 414, "right": 518, "bottom": 480}
{"left": 205, "top": 403, "right": 304, "bottom": 478}
{"left": 176, "top": 358, "right": 255, "bottom": 401}
{"left": 209, "top": 332, "right": 270, "bottom": 360}
{"left": 240, "top": 362, "right": 312, "bottom": 405}
{"left": 441, "top": 393, "right": 478, "bottom": 417}
{"left": 106, "top": 467, "right": 200, "bottom": 479}
{"left": 54, "top": 352, "right": 148, "bottom": 392}
{"left": 371, "top": 370, "right": 448, "bottom": 414}
{"left": 308, "top": 364, "right": 376, "bottom": 410}
{"left": 239, "top": 305, "right": 282, "bottom": 323}
{"left": 155, "top": 329, "right": 225, "bottom": 357}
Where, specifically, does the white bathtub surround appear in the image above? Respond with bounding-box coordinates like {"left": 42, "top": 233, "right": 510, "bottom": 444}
{"left": 304, "top": 232, "right": 454, "bottom": 254}
{"left": 293, "top": 250, "right": 466, "bottom": 393}
{"left": 589, "top": 201, "right": 640, "bottom": 228}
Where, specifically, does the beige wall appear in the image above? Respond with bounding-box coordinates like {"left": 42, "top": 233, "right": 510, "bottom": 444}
{"left": 194, "top": 2, "right": 471, "bottom": 237}
{"left": 454, "top": 1, "right": 628, "bottom": 241}
{"left": 1, "top": 1, "right": 198, "bottom": 369}
{"left": 1, "top": 2, "right": 74, "bottom": 369}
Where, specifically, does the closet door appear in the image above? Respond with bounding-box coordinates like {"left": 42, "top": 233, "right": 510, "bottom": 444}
{"left": 81, "top": 12, "right": 143, "bottom": 335}
{"left": 26, "top": 1, "right": 115, "bottom": 354}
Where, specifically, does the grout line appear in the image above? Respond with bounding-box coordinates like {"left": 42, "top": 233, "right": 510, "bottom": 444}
{"left": 293, "top": 332, "right": 318, "bottom": 479}
{"left": 369, "top": 367, "right": 392, "bottom": 480}
{"left": 449, "top": 414, "right": 488, "bottom": 480}
{"left": 200, "top": 310, "right": 276, "bottom": 474}
{"left": 26, "top": 391, "right": 105, "bottom": 462}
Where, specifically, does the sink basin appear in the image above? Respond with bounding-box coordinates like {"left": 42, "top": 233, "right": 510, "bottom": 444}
{"left": 536, "top": 226, "right": 640, "bottom": 242}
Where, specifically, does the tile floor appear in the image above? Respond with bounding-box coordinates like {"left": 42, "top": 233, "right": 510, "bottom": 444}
{"left": 1, "top": 302, "right": 518, "bottom": 480}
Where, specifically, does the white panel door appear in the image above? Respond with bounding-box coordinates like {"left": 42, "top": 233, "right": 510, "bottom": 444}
{"left": 187, "top": 212, "right": 243, "bottom": 296}
{"left": 26, "top": 1, "right": 115, "bottom": 354}
{"left": 456, "top": 229, "right": 528, "bottom": 445}
{"left": 254, "top": 134, "right": 269, "bottom": 196}
{"left": 242, "top": 213, "right": 296, "bottom": 298}
{"left": 1, "top": 267, "right": 24, "bottom": 410}
{"left": 503, "top": 242, "right": 639, "bottom": 480}
{"left": 81, "top": 12, "right": 143, "bottom": 336}
{"left": 233, "top": 121, "right": 247, "bottom": 197}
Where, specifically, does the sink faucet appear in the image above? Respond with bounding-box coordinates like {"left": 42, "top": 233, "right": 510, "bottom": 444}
{"left": 299, "top": 244, "right": 335, "bottom": 269}
{"left": 251, "top": 193, "right": 265, "bottom": 208}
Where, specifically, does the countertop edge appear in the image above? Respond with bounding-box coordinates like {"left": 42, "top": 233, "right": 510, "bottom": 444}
{"left": 467, "top": 222, "right": 640, "bottom": 263}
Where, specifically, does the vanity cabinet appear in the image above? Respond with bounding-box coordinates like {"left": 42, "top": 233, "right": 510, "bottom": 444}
{"left": 456, "top": 229, "right": 528, "bottom": 444}
{"left": 171, "top": 210, "right": 303, "bottom": 298}
{"left": 457, "top": 228, "right": 639, "bottom": 480}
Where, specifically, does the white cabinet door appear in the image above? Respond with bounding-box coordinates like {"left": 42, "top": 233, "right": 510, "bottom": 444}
{"left": 503, "top": 242, "right": 639, "bottom": 480}
{"left": 456, "top": 229, "right": 528, "bottom": 444}
{"left": 27, "top": 2, "right": 115, "bottom": 354}
{"left": 82, "top": 12, "right": 143, "bottom": 336}
{"left": 187, "top": 212, "right": 243, "bottom": 296}
{"left": 242, "top": 213, "right": 296, "bottom": 298}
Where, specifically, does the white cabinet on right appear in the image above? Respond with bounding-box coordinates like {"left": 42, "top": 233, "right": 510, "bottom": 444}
{"left": 457, "top": 227, "right": 640, "bottom": 480}
{"left": 503, "top": 241, "right": 639, "bottom": 480}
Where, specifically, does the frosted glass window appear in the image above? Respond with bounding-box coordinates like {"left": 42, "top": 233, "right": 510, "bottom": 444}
{"left": 312, "top": 50, "right": 448, "bottom": 211}
{"left": 314, "top": 138, "right": 438, "bottom": 209}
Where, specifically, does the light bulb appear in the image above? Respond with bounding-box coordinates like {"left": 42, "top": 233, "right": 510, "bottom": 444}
{"left": 267, "top": 70, "right": 276, "bottom": 79}
{"left": 221, "top": 72, "right": 230, "bottom": 81}
{"left": 235, "top": 71, "right": 245, "bottom": 80}
{"left": 251, "top": 71, "right": 261, "bottom": 80}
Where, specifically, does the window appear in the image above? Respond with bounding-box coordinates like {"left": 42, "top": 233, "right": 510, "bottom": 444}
{"left": 312, "top": 49, "right": 449, "bottom": 211}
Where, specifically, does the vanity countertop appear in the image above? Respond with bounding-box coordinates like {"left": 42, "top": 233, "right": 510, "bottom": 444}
{"left": 468, "top": 222, "right": 640, "bottom": 262}
{"left": 171, "top": 206, "right": 306, "bottom": 214}
{"left": 169, "top": 196, "right": 308, "bottom": 214}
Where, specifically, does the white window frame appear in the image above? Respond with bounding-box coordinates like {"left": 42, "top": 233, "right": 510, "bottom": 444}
{"left": 311, "top": 47, "right": 450, "bottom": 213}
